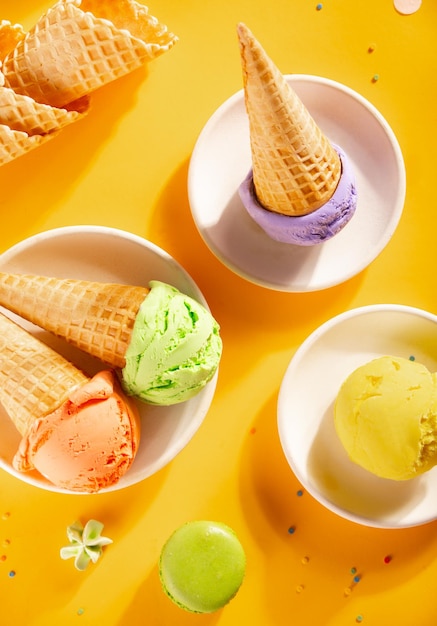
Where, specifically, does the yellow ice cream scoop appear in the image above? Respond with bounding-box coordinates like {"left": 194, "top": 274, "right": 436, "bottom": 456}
{"left": 334, "top": 356, "right": 437, "bottom": 480}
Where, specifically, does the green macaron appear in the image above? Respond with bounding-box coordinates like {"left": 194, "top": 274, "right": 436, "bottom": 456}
{"left": 159, "top": 520, "right": 246, "bottom": 613}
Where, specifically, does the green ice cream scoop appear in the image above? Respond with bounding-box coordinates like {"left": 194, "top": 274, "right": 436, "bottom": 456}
{"left": 122, "top": 281, "right": 222, "bottom": 405}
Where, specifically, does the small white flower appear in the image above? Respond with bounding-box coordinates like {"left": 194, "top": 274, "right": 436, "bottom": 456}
{"left": 60, "top": 520, "right": 112, "bottom": 571}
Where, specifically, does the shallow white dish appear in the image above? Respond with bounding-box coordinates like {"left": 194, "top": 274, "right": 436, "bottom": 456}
{"left": 0, "top": 225, "right": 218, "bottom": 494}
{"left": 188, "top": 75, "right": 406, "bottom": 292}
{"left": 277, "top": 304, "right": 437, "bottom": 528}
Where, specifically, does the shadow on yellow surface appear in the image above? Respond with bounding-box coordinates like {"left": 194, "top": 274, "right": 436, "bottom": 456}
{"left": 0, "top": 67, "right": 147, "bottom": 251}
{"left": 237, "top": 391, "right": 437, "bottom": 625}
{"left": 0, "top": 462, "right": 170, "bottom": 624}
{"left": 119, "top": 561, "right": 222, "bottom": 626}
{"left": 149, "top": 158, "right": 366, "bottom": 341}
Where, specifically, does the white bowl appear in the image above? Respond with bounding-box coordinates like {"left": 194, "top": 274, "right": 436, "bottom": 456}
{"left": 0, "top": 226, "right": 218, "bottom": 494}
{"left": 277, "top": 305, "right": 437, "bottom": 528}
{"left": 188, "top": 75, "right": 406, "bottom": 292}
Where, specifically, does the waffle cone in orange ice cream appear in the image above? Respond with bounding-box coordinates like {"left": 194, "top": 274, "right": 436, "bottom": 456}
{"left": 237, "top": 22, "right": 341, "bottom": 217}
{"left": 0, "top": 312, "right": 89, "bottom": 437}
{"left": 1, "top": 0, "right": 178, "bottom": 109}
{"left": 0, "top": 273, "right": 150, "bottom": 369}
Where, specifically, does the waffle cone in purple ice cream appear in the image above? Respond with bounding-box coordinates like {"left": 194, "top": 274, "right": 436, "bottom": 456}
{"left": 237, "top": 22, "right": 341, "bottom": 217}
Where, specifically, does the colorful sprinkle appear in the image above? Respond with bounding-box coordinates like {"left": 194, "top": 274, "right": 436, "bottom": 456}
{"left": 409, "top": 355, "right": 415, "bottom": 361}
{"left": 350, "top": 567, "right": 357, "bottom": 575}
{"left": 316, "top": 3, "right": 323, "bottom": 9}
{"left": 301, "top": 556, "right": 310, "bottom": 565}
{"left": 288, "top": 526, "right": 296, "bottom": 534}
{"left": 295, "top": 584, "right": 305, "bottom": 593}
{"left": 2, "top": 512, "right": 10, "bottom": 520}
{"left": 367, "top": 44, "right": 376, "bottom": 53}
{"left": 353, "top": 575, "right": 361, "bottom": 583}
{"left": 77, "top": 608, "right": 85, "bottom": 616}
{"left": 297, "top": 490, "right": 304, "bottom": 497}
{"left": 371, "top": 74, "right": 380, "bottom": 83}
{"left": 344, "top": 586, "right": 352, "bottom": 597}
{"left": 249, "top": 427, "right": 257, "bottom": 435}
{"left": 3, "top": 539, "right": 10, "bottom": 547}
{"left": 0, "top": 555, "right": 6, "bottom": 562}
{"left": 384, "top": 555, "right": 392, "bottom": 564}
{"left": 356, "top": 616, "right": 364, "bottom": 624}
{"left": 8, "top": 570, "right": 15, "bottom": 578}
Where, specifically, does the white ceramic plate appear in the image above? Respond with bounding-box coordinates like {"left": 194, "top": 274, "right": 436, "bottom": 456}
{"left": 277, "top": 305, "right": 437, "bottom": 528}
{"left": 188, "top": 75, "right": 406, "bottom": 292}
{"left": 0, "top": 226, "right": 218, "bottom": 494}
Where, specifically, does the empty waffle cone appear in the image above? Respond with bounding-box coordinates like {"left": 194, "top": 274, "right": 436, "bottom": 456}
{"left": 0, "top": 273, "right": 150, "bottom": 369}
{"left": 0, "top": 124, "right": 53, "bottom": 166}
{"left": 0, "top": 81, "right": 87, "bottom": 137}
{"left": 0, "top": 20, "right": 88, "bottom": 164}
{"left": 237, "top": 22, "right": 341, "bottom": 217}
{"left": 0, "top": 312, "right": 89, "bottom": 437}
{"left": 2, "top": 0, "right": 178, "bottom": 108}
{"left": 0, "top": 97, "right": 84, "bottom": 166}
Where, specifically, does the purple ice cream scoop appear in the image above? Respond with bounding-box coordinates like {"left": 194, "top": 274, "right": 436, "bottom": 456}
{"left": 239, "top": 145, "right": 357, "bottom": 246}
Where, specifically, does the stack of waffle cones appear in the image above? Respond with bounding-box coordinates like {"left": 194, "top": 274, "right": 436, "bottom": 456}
{"left": 237, "top": 22, "right": 341, "bottom": 217}
{"left": 0, "top": 0, "right": 177, "bottom": 166}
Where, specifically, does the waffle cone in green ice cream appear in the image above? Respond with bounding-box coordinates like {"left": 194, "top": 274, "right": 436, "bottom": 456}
{"left": 237, "top": 22, "right": 341, "bottom": 217}
{"left": 0, "top": 273, "right": 150, "bottom": 369}
{"left": 0, "top": 312, "right": 89, "bottom": 437}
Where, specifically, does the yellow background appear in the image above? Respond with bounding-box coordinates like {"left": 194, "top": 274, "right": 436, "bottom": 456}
{"left": 1, "top": 0, "right": 437, "bottom": 624}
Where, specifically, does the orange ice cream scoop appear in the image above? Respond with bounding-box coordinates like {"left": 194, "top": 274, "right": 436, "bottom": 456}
{"left": 13, "top": 370, "right": 140, "bottom": 493}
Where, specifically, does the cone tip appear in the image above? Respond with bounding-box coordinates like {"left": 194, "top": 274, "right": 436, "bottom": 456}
{"left": 236, "top": 22, "right": 252, "bottom": 43}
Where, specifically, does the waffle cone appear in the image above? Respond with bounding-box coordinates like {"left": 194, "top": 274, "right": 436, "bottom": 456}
{"left": 1, "top": 0, "right": 178, "bottom": 108}
{"left": 0, "top": 273, "right": 150, "bottom": 369}
{"left": 237, "top": 23, "right": 341, "bottom": 217}
{"left": 0, "top": 312, "right": 89, "bottom": 437}
{"left": 0, "top": 83, "right": 87, "bottom": 137}
{"left": 0, "top": 123, "right": 54, "bottom": 166}
{"left": 0, "top": 20, "right": 88, "bottom": 164}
